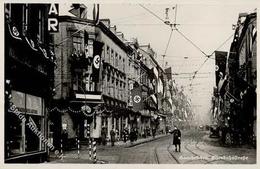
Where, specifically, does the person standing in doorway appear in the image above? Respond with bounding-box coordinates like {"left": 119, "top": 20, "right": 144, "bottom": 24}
{"left": 110, "top": 128, "right": 116, "bottom": 146}
{"left": 172, "top": 126, "right": 181, "bottom": 152}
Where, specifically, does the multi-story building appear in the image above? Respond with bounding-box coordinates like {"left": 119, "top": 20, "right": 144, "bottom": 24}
{"left": 5, "top": 4, "right": 56, "bottom": 162}
{"left": 50, "top": 14, "right": 101, "bottom": 149}
{"left": 50, "top": 5, "right": 174, "bottom": 146}
{"left": 97, "top": 19, "right": 135, "bottom": 140}
{"left": 139, "top": 44, "right": 167, "bottom": 134}
{"left": 215, "top": 12, "right": 256, "bottom": 146}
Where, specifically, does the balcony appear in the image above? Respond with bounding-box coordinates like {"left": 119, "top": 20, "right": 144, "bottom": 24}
{"left": 69, "top": 51, "right": 91, "bottom": 70}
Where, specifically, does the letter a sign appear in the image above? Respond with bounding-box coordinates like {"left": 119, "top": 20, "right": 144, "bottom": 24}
{"left": 48, "top": 4, "right": 59, "bottom": 32}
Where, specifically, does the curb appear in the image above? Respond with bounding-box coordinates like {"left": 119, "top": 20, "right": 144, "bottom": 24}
{"left": 125, "top": 135, "right": 169, "bottom": 148}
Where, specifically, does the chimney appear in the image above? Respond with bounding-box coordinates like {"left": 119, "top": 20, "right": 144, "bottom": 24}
{"left": 109, "top": 25, "right": 117, "bottom": 34}
{"left": 116, "top": 32, "right": 124, "bottom": 41}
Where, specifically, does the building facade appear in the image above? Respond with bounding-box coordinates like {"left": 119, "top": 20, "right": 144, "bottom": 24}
{"left": 5, "top": 4, "right": 56, "bottom": 162}
{"left": 213, "top": 12, "right": 257, "bottom": 146}
{"left": 50, "top": 5, "right": 173, "bottom": 147}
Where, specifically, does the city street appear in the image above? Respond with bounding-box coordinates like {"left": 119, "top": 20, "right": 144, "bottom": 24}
{"left": 49, "top": 129, "right": 256, "bottom": 164}
{"left": 4, "top": 2, "right": 257, "bottom": 164}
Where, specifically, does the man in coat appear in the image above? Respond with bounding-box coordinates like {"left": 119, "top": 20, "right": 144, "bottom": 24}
{"left": 101, "top": 127, "right": 107, "bottom": 145}
{"left": 172, "top": 126, "right": 181, "bottom": 152}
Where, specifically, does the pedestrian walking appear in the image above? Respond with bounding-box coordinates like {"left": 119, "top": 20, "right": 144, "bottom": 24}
{"left": 134, "top": 128, "right": 138, "bottom": 141}
{"left": 129, "top": 128, "right": 135, "bottom": 143}
{"left": 61, "top": 129, "right": 68, "bottom": 150}
{"left": 123, "top": 127, "right": 128, "bottom": 142}
{"left": 110, "top": 128, "right": 116, "bottom": 146}
{"left": 101, "top": 127, "right": 107, "bottom": 145}
{"left": 172, "top": 126, "right": 181, "bottom": 152}
{"left": 152, "top": 127, "right": 156, "bottom": 138}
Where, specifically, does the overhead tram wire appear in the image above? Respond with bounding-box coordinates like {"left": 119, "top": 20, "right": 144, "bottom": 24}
{"left": 139, "top": 4, "right": 214, "bottom": 79}
{"left": 191, "top": 31, "right": 236, "bottom": 82}
{"left": 191, "top": 19, "right": 256, "bottom": 80}
{"left": 139, "top": 4, "right": 166, "bottom": 24}
{"left": 162, "top": 28, "right": 174, "bottom": 68}
{"left": 175, "top": 29, "right": 211, "bottom": 59}
{"left": 163, "top": 28, "right": 174, "bottom": 56}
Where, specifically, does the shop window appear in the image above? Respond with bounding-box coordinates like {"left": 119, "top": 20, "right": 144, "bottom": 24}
{"left": 6, "top": 90, "right": 45, "bottom": 158}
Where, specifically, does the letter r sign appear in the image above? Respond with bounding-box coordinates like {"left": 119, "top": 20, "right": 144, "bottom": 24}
{"left": 48, "top": 4, "right": 59, "bottom": 32}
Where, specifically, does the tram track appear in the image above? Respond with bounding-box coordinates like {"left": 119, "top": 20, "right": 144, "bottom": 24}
{"left": 184, "top": 141, "right": 233, "bottom": 164}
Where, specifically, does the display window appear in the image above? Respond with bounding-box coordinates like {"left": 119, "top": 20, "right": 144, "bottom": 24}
{"left": 6, "top": 90, "right": 46, "bottom": 158}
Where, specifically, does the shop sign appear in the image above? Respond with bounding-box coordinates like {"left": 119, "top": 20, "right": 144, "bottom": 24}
{"left": 48, "top": 4, "right": 59, "bottom": 32}
{"left": 26, "top": 94, "right": 43, "bottom": 116}
{"left": 81, "top": 105, "right": 92, "bottom": 113}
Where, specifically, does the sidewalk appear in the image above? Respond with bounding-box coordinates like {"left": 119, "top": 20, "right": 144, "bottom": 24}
{"left": 48, "top": 134, "right": 168, "bottom": 163}
{"left": 102, "top": 134, "right": 168, "bottom": 147}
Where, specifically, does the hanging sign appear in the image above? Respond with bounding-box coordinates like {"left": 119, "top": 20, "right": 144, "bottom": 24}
{"left": 48, "top": 4, "right": 59, "bottom": 32}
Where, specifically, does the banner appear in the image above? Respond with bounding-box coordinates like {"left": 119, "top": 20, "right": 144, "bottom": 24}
{"left": 215, "top": 51, "right": 227, "bottom": 86}
{"left": 92, "top": 41, "right": 104, "bottom": 82}
{"left": 131, "top": 85, "right": 143, "bottom": 112}
{"left": 157, "top": 77, "right": 164, "bottom": 94}
{"left": 164, "top": 67, "right": 172, "bottom": 80}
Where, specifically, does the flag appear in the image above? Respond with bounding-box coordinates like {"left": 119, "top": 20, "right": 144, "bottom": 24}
{"left": 93, "top": 4, "right": 100, "bottom": 24}
{"left": 215, "top": 51, "right": 227, "bottom": 86}
{"left": 164, "top": 67, "right": 172, "bottom": 80}
{"left": 84, "top": 31, "right": 89, "bottom": 45}
{"left": 168, "top": 97, "right": 172, "bottom": 107}
{"left": 157, "top": 77, "right": 164, "bottom": 94}
{"left": 153, "top": 67, "right": 159, "bottom": 80}
{"left": 151, "top": 94, "right": 157, "bottom": 105}
{"left": 218, "top": 75, "right": 228, "bottom": 96}
{"left": 131, "top": 85, "right": 143, "bottom": 112}
{"left": 92, "top": 41, "right": 104, "bottom": 82}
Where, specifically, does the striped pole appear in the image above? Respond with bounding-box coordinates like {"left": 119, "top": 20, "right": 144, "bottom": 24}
{"left": 77, "top": 137, "right": 80, "bottom": 159}
{"left": 92, "top": 138, "right": 97, "bottom": 163}
{"left": 60, "top": 139, "right": 63, "bottom": 160}
{"left": 87, "top": 123, "right": 92, "bottom": 160}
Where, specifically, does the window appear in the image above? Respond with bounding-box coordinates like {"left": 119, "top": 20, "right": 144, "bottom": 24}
{"left": 111, "top": 49, "right": 114, "bottom": 66}
{"left": 123, "top": 59, "right": 125, "bottom": 72}
{"left": 106, "top": 46, "right": 110, "bottom": 62}
{"left": 29, "top": 5, "right": 46, "bottom": 43}
{"left": 72, "top": 33, "right": 83, "bottom": 56}
{"left": 115, "top": 53, "right": 118, "bottom": 68}
{"left": 6, "top": 91, "right": 45, "bottom": 158}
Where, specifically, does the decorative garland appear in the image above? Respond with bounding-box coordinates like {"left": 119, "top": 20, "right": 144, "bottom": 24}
{"left": 48, "top": 106, "right": 113, "bottom": 117}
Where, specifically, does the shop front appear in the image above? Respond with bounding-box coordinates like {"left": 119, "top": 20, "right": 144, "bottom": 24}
{"left": 5, "top": 89, "right": 49, "bottom": 163}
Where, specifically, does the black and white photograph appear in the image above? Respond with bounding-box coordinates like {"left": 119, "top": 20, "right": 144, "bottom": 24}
{"left": 3, "top": 0, "right": 258, "bottom": 165}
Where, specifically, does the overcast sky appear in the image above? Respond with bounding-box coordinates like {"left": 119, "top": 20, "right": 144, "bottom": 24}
{"left": 60, "top": 2, "right": 257, "bottom": 124}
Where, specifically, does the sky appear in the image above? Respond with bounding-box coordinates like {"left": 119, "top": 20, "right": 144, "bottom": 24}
{"left": 59, "top": 2, "right": 257, "bottom": 125}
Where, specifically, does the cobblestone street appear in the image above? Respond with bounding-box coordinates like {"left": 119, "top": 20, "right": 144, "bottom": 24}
{"left": 49, "top": 129, "right": 256, "bottom": 164}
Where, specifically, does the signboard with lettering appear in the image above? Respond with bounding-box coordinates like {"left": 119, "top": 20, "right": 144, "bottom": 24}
{"left": 26, "top": 94, "right": 43, "bottom": 116}
{"left": 48, "top": 4, "right": 59, "bottom": 32}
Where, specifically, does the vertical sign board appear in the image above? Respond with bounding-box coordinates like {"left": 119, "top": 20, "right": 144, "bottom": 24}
{"left": 48, "top": 4, "right": 59, "bottom": 32}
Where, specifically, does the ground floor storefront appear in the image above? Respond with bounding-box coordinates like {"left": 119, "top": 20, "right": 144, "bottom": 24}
{"left": 5, "top": 90, "right": 49, "bottom": 163}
